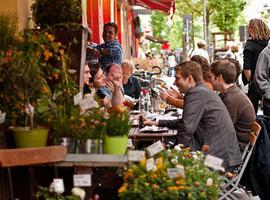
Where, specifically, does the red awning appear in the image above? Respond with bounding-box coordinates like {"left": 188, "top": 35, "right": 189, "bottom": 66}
{"left": 130, "top": 0, "right": 175, "bottom": 15}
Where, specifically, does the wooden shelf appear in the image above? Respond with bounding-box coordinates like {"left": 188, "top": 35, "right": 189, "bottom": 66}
{"left": 57, "top": 154, "right": 127, "bottom": 167}
{"left": 0, "top": 145, "right": 67, "bottom": 167}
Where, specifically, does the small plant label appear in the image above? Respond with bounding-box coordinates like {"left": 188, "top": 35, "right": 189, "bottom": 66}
{"left": 74, "top": 91, "right": 83, "bottom": 106}
{"left": 146, "top": 158, "right": 155, "bottom": 171}
{"left": 127, "top": 138, "right": 133, "bottom": 148}
{"left": 0, "top": 112, "right": 6, "bottom": 124}
{"left": 73, "top": 174, "right": 91, "bottom": 187}
{"left": 128, "top": 150, "right": 145, "bottom": 162}
{"left": 204, "top": 154, "right": 224, "bottom": 171}
{"left": 79, "top": 98, "right": 98, "bottom": 110}
{"left": 24, "top": 103, "right": 34, "bottom": 118}
{"left": 146, "top": 140, "right": 165, "bottom": 157}
{"left": 167, "top": 167, "right": 185, "bottom": 178}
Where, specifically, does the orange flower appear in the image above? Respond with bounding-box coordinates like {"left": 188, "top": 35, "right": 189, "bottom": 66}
{"left": 124, "top": 170, "right": 134, "bottom": 180}
{"left": 118, "top": 183, "right": 128, "bottom": 193}
{"left": 44, "top": 50, "right": 52, "bottom": 61}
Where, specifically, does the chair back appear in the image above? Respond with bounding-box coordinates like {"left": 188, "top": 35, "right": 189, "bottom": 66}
{"left": 236, "top": 121, "right": 261, "bottom": 184}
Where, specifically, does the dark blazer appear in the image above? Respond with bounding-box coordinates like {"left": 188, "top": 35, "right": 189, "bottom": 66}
{"left": 159, "top": 83, "right": 242, "bottom": 170}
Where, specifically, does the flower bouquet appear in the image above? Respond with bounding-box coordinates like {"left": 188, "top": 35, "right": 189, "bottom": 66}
{"left": 119, "top": 146, "right": 220, "bottom": 200}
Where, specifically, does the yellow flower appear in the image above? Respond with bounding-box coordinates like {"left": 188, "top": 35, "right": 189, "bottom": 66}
{"left": 59, "top": 49, "right": 65, "bottom": 55}
{"left": 175, "top": 179, "right": 186, "bottom": 185}
{"left": 167, "top": 186, "right": 178, "bottom": 191}
{"left": 155, "top": 157, "right": 163, "bottom": 169}
{"left": 140, "top": 158, "right": 146, "bottom": 167}
{"left": 47, "top": 34, "right": 55, "bottom": 41}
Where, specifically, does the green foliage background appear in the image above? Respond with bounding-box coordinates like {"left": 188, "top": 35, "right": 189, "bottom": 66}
{"left": 149, "top": 0, "right": 247, "bottom": 52}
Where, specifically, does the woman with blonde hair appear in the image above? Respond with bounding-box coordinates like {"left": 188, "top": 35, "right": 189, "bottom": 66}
{"left": 243, "top": 18, "right": 270, "bottom": 114}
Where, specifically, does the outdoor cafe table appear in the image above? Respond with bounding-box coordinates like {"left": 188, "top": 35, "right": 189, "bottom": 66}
{"left": 129, "top": 127, "right": 177, "bottom": 143}
{"left": 128, "top": 110, "right": 180, "bottom": 145}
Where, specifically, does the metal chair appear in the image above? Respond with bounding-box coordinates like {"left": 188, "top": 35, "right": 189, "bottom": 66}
{"left": 219, "top": 121, "right": 262, "bottom": 200}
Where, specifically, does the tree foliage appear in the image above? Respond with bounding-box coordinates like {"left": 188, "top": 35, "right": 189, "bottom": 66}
{"left": 150, "top": 0, "right": 247, "bottom": 50}
{"left": 209, "top": 0, "right": 246, "bottom": 31}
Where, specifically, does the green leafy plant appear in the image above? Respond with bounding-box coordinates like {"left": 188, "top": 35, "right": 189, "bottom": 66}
{"left": 119, "top": 147, "right": 220, "bottom": 200}
{"left": 106, "top": 106, "right": 132, "bottom": 136}
{"left": 0, "top": 30, "right": 67, "bottom": 129}
{"left": 0, "top": 12, "right": 18, "bottom": 51}
{"left": 31, "top": 0, "right": 82, "bottom": 29}
{"left": 78, "top": 108, "right": 107, "bottom": 140}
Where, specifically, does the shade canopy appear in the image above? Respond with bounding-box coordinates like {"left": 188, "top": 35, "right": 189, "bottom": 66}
{"left": 130, "top": 0, "right": 175, "bottom": 15}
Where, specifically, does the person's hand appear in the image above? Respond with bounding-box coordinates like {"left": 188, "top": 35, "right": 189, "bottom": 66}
{"left": 143, "top": 119, "right": 158, "bottom": 126}
{"left": 112, "top": 73, "right": 123, "bottom": 88}
{"left": 160, "top": 91, "right": 169, "bottom": 101}
{"left": 87, "top": 48, "right": 100, "bottom": 57}
{"left": 106, "top": 81, "right": 114, "bottom": 92}
{"left": 167, "top": 87, "right": 183, "bottom": 99}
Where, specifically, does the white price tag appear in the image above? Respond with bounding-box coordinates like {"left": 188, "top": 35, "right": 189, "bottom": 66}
{"left": 146, "top": 140, "right": 165, "bottom": 157}
{"left": 73, "top": 174, "right": 91, "bottom": 187}
{"left": 128, "top": 150, "right": 145, "bottom": 162}
{"left": 74, "top": 91, "right": 83, "bottom": 106}
{"left": 79, "top": 98, "right": 98, "bottom": 110}
{"left": 0, "top": 112, "right": 6, "bottom": 124}
{"left": 127, "top": 139, "right": 133, "bottom": 148}
{"left": 25, "top": 103, "right": 34, "bottom": 118}
{"left": 146, "top": 158, "right": 155, "bottom": 171}
{"left": 204, "top": 154, "right": 224, "bottom": 171}
{"left": 167, "top": 167, "right": 185, "bottom": 178}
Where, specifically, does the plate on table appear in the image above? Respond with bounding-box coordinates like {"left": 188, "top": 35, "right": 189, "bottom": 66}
{"left": 130, "top": 110, "right": 140, "bottom": 115}
{"left": 139, "top": 126, "right": 168, "bottom": 133}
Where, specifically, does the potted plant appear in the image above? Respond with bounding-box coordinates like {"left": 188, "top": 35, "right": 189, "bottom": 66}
{"left": 0, "top": 31, "right": 51, "bottom": 147}
{"left": 0, "top": 29, "right": 67, "bottom": 148}
{"left": 103, "top": 106, "right": 132, "bottom": 155}
{"left": 119, "top": 146, "right": 220, "bottom": 200}
{"left": 76, "top": 107, "right": 107, "bottom": 154}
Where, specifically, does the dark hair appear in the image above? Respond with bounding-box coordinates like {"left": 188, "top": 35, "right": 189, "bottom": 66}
{"left": 220, "top": 58, "right": 241, "bottom": 80}
{"left": 175, "top": 61, "right": 203, "bottom": 83}
{"left": 190, "top": 55, "right": 211, "bottom": 81}
{"left": 89, "top": 63, "right": 102, "bottom": 83}
{"left": 104, "top": 22, "right": 118, "bottom": 34}
{"left": 209, "top": 60, "right": 236, "bottom": 84}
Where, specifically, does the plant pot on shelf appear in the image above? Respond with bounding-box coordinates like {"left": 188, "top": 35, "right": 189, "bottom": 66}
{"left": 58, "top": 137, "right": 77, "bottom": 153}
{"left": 79, "top": 139, "right": 103, "bottom": 154}
{"left": 11, "top": 126, "right": 49, "bottom": 148}
{"left": 103, "top": 134, "right": 128, "bottom": 155}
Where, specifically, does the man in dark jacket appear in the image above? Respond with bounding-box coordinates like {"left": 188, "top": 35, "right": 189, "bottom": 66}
{"left": 144, "top": 61, "right": 242, "bottom": 171}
